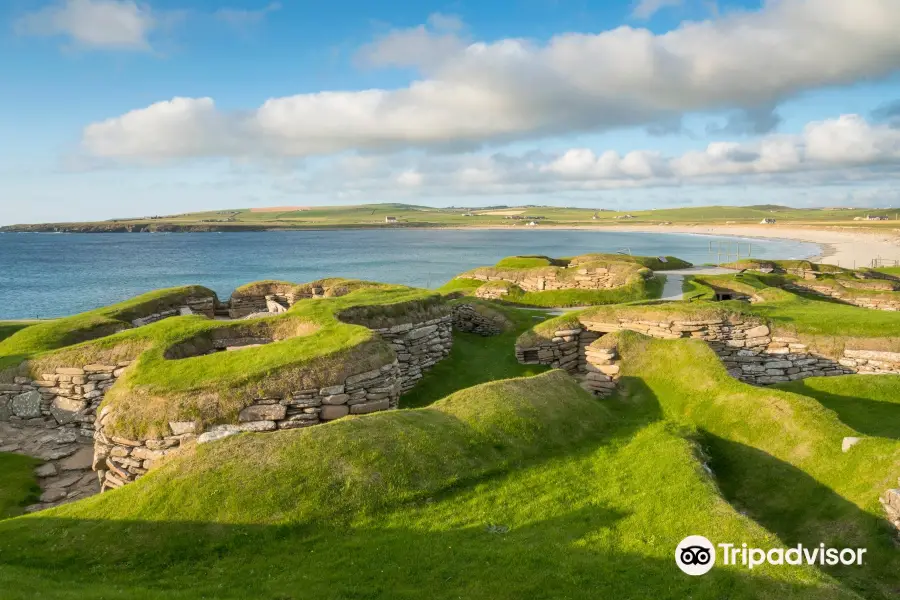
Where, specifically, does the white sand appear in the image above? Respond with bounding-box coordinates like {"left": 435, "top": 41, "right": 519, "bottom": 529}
{"left": 590, "top": 224, "right": 900, "bottom": 269}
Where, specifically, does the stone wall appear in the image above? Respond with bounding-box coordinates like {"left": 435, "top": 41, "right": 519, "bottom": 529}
{"left": 370, "top": 315, "right": 453, "bottom": 393}
{"left": 0, "top": 362, "right": 129, "bottom": 511}
{"left": 131, "top": 295, "right": 216, "bottom": 327}
{"left": 451, "top": 303, "right": 506, "bottom": 336}
{"left": 92, "top": 314, "right": 453, "bottom": 491}
{"left": 784, "top": 282, "right": 900, "bottom": 312}
{"left": 882, "top": 484, "right": 900, "bottom": 531}
{"left": 93, "top": 360, "right": 403, "bottom": 490}
{"left": 466, "top": 264, "right": 640, "bottom": 292}
{"left": 516, "top": 316, "right": 900, "bottom": 390}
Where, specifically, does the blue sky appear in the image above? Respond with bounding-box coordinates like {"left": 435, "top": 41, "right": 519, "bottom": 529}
{"left": 2, "top": 0, "right": 900, "bottom": 224}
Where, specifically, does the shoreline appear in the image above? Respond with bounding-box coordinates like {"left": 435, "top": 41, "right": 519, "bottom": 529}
{"left": 6, "top": 223, "right": 899, "bottom": 269}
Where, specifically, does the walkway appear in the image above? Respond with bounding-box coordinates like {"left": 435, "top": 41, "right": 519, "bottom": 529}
{"left": 658, "top": 267, "right": 734, "bottom": 301}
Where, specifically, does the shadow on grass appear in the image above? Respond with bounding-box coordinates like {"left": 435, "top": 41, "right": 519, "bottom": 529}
{"left": 0, "top": 507, "right": 850, "bottom": 600}
{"left": 780, "top": 381, "right": 900, "bottom": 440}
{"left": 703, "top": 433, "right": 900, "bottom": 600}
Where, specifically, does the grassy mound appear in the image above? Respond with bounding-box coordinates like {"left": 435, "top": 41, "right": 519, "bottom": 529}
{"left": 0, "top": 369, "right": 854, "bottom": 599}
{"left": 444, "top": 253, "right": 670, "bottom": 308}
{"left": 494, "top": 256, "right": 557, "bottom": 269}
{"left": 612, "top": 333, "right": 900, "bottom": 599}
{"left": 0, "top": 453, "right": 40, "bottom": 519}
{"left": 569, "top": 253, "right": 692, "bottom": 271}
{"left": 0, "top": 286, "right": 216, "bottom": 372}
{"left": 0, "top": 280, "right": 444, "bottom": 439}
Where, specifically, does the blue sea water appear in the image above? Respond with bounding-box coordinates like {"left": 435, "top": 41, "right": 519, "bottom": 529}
{"left": 0, "top": 230, "right": 819, "bottom": 319}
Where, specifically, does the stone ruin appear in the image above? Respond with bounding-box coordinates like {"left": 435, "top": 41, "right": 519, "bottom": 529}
{"left": 0, "top": 284, "right": 458, "bottom": 511}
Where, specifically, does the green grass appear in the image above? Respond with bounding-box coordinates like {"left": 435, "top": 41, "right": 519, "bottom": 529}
{"left": 570, "top": 253, "right": 692, "bottom": 271}
{"left": 494, "top": 256, "right": 556, "bottom": 269}
{"left": 779, "top": 375, "right": 900, "bottom": 440}
{"left": 0, "top": 322, "right": 37, "bottom": 343}
{"left": 612, "top": 333, "right": 900, "bottom": 599}
{"left": 505, "top": 274, "right": 663, "bottom": 307}
{"left": 402, "top": 303, "right": 550, "bottom": 407}
{"left": 0, "top": 370, "right": 856, "bottom": 599}
{"left": 683, "top": 273, "right": 900, "bottom": 343}
{"left": 7, "top": 203, "right": 900, "bottom": 232}
{"left": 0, "top": 280, "right": 443, "bottom": 439}
{"left": 0, "top": 453, "right": 40, "bottom": 519}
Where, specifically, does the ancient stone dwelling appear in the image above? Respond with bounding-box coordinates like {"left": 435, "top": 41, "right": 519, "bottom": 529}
{"left": 3, "top": 286, "right": 499, "bottom": 512}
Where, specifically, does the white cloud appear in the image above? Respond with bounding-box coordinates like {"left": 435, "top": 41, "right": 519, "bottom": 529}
{"left": 632, "top": 0, "right": 682, "bottom": 20}
{"left": 15, "top": 0, "right": 156, "bottom": 50}
{"left": 82, "top": 0, "right": 900, "bottom": 160}
{"left": 286, "top": 114, "right": 900, "bottom": 197}
{"left": 356, "top": 12, "right": 468, "bottom": 70}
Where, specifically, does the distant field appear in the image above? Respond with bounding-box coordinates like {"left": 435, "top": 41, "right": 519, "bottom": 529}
{"left": 3, "top": 203, "right": 900, "bottom": 232}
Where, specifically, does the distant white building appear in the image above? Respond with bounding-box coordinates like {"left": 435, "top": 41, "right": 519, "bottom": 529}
{"left": 760, "top": 218, "right": 776, "bottom": 224}
{"left": 854, "top": 215, "right": 889, "bottom": 221}
{"left": 526, "top": 221, "right": 538, "bottom": 227}
{"left": 385, "top": 216, "right": 398, "bottom": 223}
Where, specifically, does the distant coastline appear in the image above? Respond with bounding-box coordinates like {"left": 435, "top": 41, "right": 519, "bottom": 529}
{"left": 5, "top": 221, "right": 899, "bottom": 269}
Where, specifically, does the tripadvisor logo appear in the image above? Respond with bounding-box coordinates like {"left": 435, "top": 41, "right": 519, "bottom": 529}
{"left": 675, "top": 536, "right": 867, "bottom": 576}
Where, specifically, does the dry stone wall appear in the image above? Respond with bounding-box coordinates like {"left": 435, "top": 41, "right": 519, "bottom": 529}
{"left": 370, "top": 315, "right": 453, "bottom": 393}
{"left": 516, "top": 316, "right": 900, "bottom": 391}
{"left": 93, "top": 360, "right": 403, "bottom": 490}
{"left": 784, "top": 282, "right": 900, "bottom": 312}
{"left": 451, "top": 303, "right": 506, "bottom": 336}
{"left": 468, "top": 265, "right": 628, "bottom": 292}
{"left": 93, "top": 314, "right": 453, "bottom": 491}
{"left": 131, "top": 295, "right": 216, "bottom": 326}
{"left": 0, "top": 362, "right": 128, "bottom": 511}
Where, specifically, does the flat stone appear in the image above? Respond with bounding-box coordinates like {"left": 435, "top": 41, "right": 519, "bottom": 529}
{"left": 319, "top": 384, "right": 345, "bottom": 396}
{"left": 319, "top": 405, "right": 349, "bottom": 420}
{"left": 238, "top": 420, "right": 277, "bottom": 432}
{"left": 34, "top": 463, "right": 57, "bottom": 478}
{"left": 39, "top": 488, "right": 67, "bottom": 503}
{"left": 50, "top": 397, "right": 88, "bottom": 425}
{"left": 743, "top": 325, "right": 770, "bottom": 338}
{"left": 321, "top": 394, "right": 349, "bottom": 405}
{"left": 349, "top": 399, "right": 390, "bottom": 415}
{"left": 131, "top": 446, "right": 165, "bottom": 461}
{"left": 55, "top": 368, "right": 85, "bottom": 376}
{"left": 58, "top": 447, "right": 94, "bottom": 471}
{"left": 169, "top": 421, "right": 199, "bottom": 435}
{"left": 10, "top": 391, "right": 42, "bottom": 418}
{"left": 238, "top": 404, "right": 286, "bottom": 422}
{"left": 197, "top": 425, "right": 242, "bottom": 445}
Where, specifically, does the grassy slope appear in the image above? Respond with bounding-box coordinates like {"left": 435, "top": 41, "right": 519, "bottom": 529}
{"left": 402, "top": 303, "right": 550, "bottom": 408}
{"left": 8, "top": 203, "right": 899, "bottom": 230}
{"left": 779, "top": 375, "right": 900, "bottom": 440}
{"left": 0, "top": 323, "right": 34, "bottom": 343}
{"left": 0, "top": 371, "right": 850, "bottom": 599}
{"left": 613, "top": 333, "right": 900, "bottom": 599}
{"left": 0, "top": 454, "right": 40, "bottom": 520}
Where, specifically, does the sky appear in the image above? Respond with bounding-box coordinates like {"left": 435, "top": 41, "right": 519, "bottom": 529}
{"left": 2, "top": 0, "right": 900, "bottom": 225}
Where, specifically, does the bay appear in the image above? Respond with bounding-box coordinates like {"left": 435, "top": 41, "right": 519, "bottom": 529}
{"left": 0, "top": 229, "right": 818, "bottom": 319}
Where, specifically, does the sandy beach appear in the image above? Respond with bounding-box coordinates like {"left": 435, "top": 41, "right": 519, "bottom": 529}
{"left": 589, "top": 224, "right": 900, "bottom": 269}
{"left": 450, "top": 224, "right": 899, "bottom": 269}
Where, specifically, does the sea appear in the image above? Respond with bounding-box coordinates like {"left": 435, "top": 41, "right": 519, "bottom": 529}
{"left": 0, "top": 230, "right": 819, "bottom": 320}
